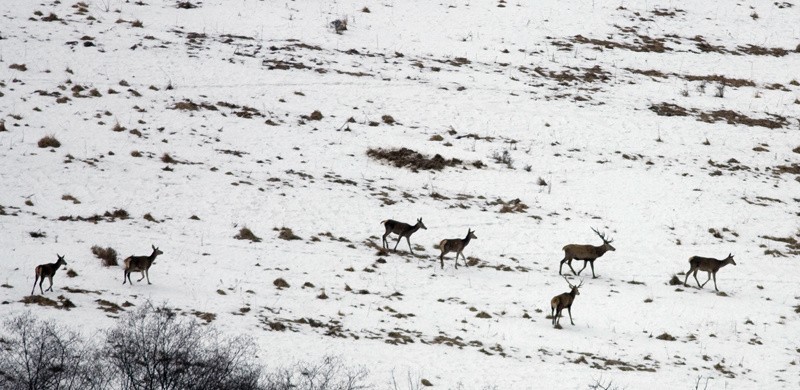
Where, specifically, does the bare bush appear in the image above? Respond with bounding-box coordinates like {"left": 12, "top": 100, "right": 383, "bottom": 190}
{"left": 264, "top": 356, "right": 369, "bottom": 390}
{"left": 92, "top": 245, "right": 118, "bottom": 266}
{"left": 0, "top": 313, "right": 105, "bottom": 390}
{"left": 105, "top": 304, "right": 263, "bottom": 390}
{"left": 38, "top": 135, "right": 61, "bottom": 148}
{"left": 235, "top": 227, "right": 262, "bottom": 242}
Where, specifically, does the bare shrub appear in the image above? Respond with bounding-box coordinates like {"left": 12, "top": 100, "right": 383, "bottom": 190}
{"left": 92, "top": 245, "right": 118, "bottom": 266}
{"left": 38, "top": 135, "right": 61, "bottom": 148}
{"left": 0, "top": 313, "right": 105, "bottom": 390}
{"left": 105, "top": 304, "right": 263, "bottom": 390}
{"left": 331, "top": 18, "right": 348, "bottom": 34}
{"left": 61, "top": 193, "right": 80, "bottom": 204}
{"left": 264, "top": 356, "right": 368, "bottom": 390}
{"left": 235, "top": 227, "right": 262, "bottom": 242}
{"left": 491, "top": 149, "right": 514, "bottom": 169}
{"left": 367, "top": 147, "right": 475, "bottom": 171}
{"left": 278, "top": 227, "right": 302, "bottom": 241}
{"left": 161, "top": 153, "right": 177, "bottom": 164}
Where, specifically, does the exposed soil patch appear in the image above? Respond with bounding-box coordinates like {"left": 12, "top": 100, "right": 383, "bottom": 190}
{"left": 367, "top": 147, "right": 481, "bottom": 172}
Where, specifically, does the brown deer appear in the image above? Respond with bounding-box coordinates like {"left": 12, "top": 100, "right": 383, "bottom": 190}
{"left": 559, "top": 227, "right": 615, "bottom": 278}
{"left": 550, "top": 277, "right": 583, "bottom": 327}
{"left": 381, "top": 218, "right": 427, "bottom": 254}
{"left": 439, "top": 229, "right": 477, "bottom": 269}
{"left": 683, "top": 253, "right": 736, "bottom": 292}
{"left": 31, "top": 254, "right": 67, "bottom": 295}
{"left": 123, "top": 245, "right": 163, "bottom": 285}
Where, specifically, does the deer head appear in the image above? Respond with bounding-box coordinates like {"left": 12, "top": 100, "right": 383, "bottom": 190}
{"left": 564, "top": 276, "right": 583, "bottom": 295}
{"left": 152, "top": 245, "right": 164, "bottom": 256}
{"left": 592, "top": 227, "right": 615, "bottom": 251}
{"left": 56, "top": 254, "right": 67, "bottom": 265}
{"left": 726, "top": 253, "right": 736, "bottom": 265}
{"left": 417, "top": 218, "right": 427, "bottom": 230}
{"left": 467, "top": 229, "right": 477, "bottom": 240}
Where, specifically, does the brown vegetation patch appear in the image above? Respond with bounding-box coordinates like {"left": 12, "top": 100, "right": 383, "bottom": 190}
{"left": 9, "top": 63, "right": 28, "bottom": 71}
{"left": 38, "top": 135, "right": 61, "bottom": 148}
{"left": 91, "top": 245, "right": 118, "bottom": 266}
{"left": 625, "top": 68, "right": 668, "bottom": 79}
{"left": 96, "top": 299, "right": 123, "bottom": 313}
{"left": 656, "top": 332, "right": 676, "bottom": 341}
{"left": 681, "top": 74, "right": 755, "bottom": 87}
{"left": 169, "top": 99, "right": 218, "bottom": 111}
{"left": 737, "top": 44, "right": 788, "bottom": 57}
{"left": 668, "top": 275, "right": 682, "bottom": 285}
{"left": 649, "top": 103, "right": 691, "bottom": 117}
{"left": 21, "top": 295, "right": 74, "bottom": 310}
{"left": 273, "top": 278, "right": 290, "bottom": 289}
{"left": 234, "top": 227, "right": 261, "bottom": 242}
{"left": 573, "top": 34, "right": 669, "bottom": 53}
{"left": 277, "top": 227, "right": 302, "bottom": 241}
{"left": 367, "top": 147, "right": 479, "bottom": 172}
{"left": 698, "top": 110, "right": 787, "bottom": 129}
{"left": 192, "top": 310, "right": 217, "bottom": 324}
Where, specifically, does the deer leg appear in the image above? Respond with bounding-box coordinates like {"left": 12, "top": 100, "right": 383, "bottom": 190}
{"left": 39, "top": 278, "right": 45, "bottom": 294}
{"left": 439, "top": 252, "right": 445, "bottom": 269}
{"left": 683, "top": 268, "right": 693, "bottom": 287}
{"left": 462, "top": 252, "right": 470, "bottom": 267}
{"left": 568, "top": 307, "right": 575, "bottom": 325}
{"left": 137, "top": 271, "right": 146, "bottom": 282}
{"left": 31, "top": 276, "right": 39, "bottom": 295}
{"left": 381, "top": 233, "right": 388, "bottom": 249}
{"left": 46, "top": 276, "right": 54, "bottom": 292}
{"left": 393, "top": 235, "right": 403, "bottom": 251}
{"left": 700, "top": 272, "right": 711, "bottom": 288}
{"left": 576, "top": 260, "right": 588, "bottom": 275}
{"left": 146, "top": 269, "right": 152, "bottom": 285}
{"left": 551, "top": 306, "right": 555, "bottom": 325}
{"left": 589, "top": 260, "right": 598, "bottom": 278}
{"left": 712, "top": 272, "right": 718, "bottom": 292}
{"left": 406, "top": 237, "right": 414, "bottom": 254}
{"left": 123, "top": 270, "right": 128, "bottom": 285}
{"left": 693, "top": 270, "right": 702, "bottom": 288}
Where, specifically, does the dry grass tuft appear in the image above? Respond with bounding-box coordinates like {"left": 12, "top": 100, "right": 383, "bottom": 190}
{"left": 367, "top": 147, "right": 476, "bottom": 172}
{"left": 278, "top": 227, "right": 302, "bottom": 241}
{"left": 273, "top": 278, "right": 290, "bottom": 289}
{"left": 668, "top": 275, "right": 683, "bottom": 285}
{"left": 234, "top": 227, "right": 261, "bottom": 242}
{"left": 161, "top": 153, "right": 177, "bottom": 164}
{"left": 38, "top": 135, "right": 61, "bottom": 148}
{"left": 91, "top": 245, "right": 118, "bottom": 266}
{"left": 61, "top": 194, "right": 81, "bottom": 204}
{"left": 656, "top": 332, "right": 676, "bottom": 341}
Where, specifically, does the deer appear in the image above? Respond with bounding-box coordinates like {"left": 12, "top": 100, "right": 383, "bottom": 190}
{"left": 381, "top": 218, "right": 427, "bottom": 255}
{"left": 438, "top": 229, "right": 477, "bottom": 269}
{"left": 683, "top": 253, "right": 736, "bottom": 292}
{"left": 559, "top": 227, "right": 615, "bottom": 278}
{"left": 123, "top": 245, "right": 163, "bottom": 285}
{"left": 31, "top": 254, "right": 68, "bottom": 295}
{"left": 550, "top": 277, "right": 583, "bottom": 327}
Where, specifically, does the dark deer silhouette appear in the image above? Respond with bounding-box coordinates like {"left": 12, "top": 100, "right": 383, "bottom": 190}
{"left": 550, "top": 277, "right": 583, "bottom": 327}
{"left": 684, "top": 253, "right": 736, "bottom": 292}
{"left": 123, "top": 245, "right": 163, "bottom": 285}
{"left": 439, "top": 229, "right": 477, "bottom": 269}
{"left": 381, "top": 218, "right": 427, "bottom": 254}
{"left": 31, "top": 254, "right": 67, "bottom": 295}
{"left": 559, "top": 227, "right": 615, "bottom": 278}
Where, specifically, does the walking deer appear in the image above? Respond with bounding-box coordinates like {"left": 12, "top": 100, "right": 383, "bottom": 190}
{"left": 123, "top": 245, "right": 163, "bottom": 285}
{"left": 559, "top": 227, "right": 615, "bottom": 278}
{"left": 381, "top": 218, "right": 427, "bottom": 254}
{"left": 683, "top": 253, "right": 736, "bottom": 292}
{"left": 550, "top": 277, "right": 583, "bottom": 327}
{"left": 439, "top": 229, "right": 477, "bottom": 269}
{"left": 31, "top": 254, "right": 67, "bottom": 295}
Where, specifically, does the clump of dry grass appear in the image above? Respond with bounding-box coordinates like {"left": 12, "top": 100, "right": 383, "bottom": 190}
{"left": 367, "top": 147, "right": 478, "bottom": 172}
{"left": 161, "top": 153, "right": 177, "bottom": 164}
{"left": 308, "top": 110, "right": 323, "bottom": 121}
{"left": 668, "top": 275, "right": 682, "bottom": 285}
{"left": 9, "top": 63, "right": 28, "bottom": 71}
{"left": 61, "top": 194, "right": 81, "bottom": 204}
{"left": 38, "top": 135, "right": 61, "bottom": 148}
{"left": 277, "top": 227, "right": 302, "bottom": 241}
{"left": 381, "top": 114, "right": 395, "bottom": 125}
{"left": 91, "top": 245, "right": 118, "bottom": 266}
{"left": 234, "top": 227, "right": 261, "bottom": 242}
{"left": 656, "top": 332, "right": 676, "bottom": 341}
{"left": 273, "top": 278, "right": 290, "bottom": 289}
{"left": 130, "top": 150, "right": 142, "bottom": 157}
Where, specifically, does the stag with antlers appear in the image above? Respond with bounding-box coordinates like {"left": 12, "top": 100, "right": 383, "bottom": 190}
{"left": 550, "top": 277, "right": 583, "bottom": 327}
{"left": 559, "top": 227, "right": 615, "bottom": 278}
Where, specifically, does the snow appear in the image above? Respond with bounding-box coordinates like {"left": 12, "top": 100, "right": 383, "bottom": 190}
{"left": 1, "top": 0, "right": 799, "bottom": 388}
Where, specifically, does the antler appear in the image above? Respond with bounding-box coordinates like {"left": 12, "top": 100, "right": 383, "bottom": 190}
{"left": 591, "top": 227, "right": 613, "bottom": 243}
{"left": 577, "top": 279, "right": 584, "bottom": 288}
{"left": 563, "top": 276, "right": 574, "bottom": 288}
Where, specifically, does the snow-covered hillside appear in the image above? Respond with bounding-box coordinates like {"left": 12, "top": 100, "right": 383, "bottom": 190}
{"left": 1, "top": 0, "right": 799, "bottom": 388}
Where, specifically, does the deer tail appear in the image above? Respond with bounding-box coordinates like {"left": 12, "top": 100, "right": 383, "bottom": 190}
{"left": 380, "top": 220, "right": 387, "bottom": 225}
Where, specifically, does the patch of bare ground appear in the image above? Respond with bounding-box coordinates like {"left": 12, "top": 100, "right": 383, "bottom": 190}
{"left": 58, "top": 208, "right": 130, "bottom": 223}
{"left": 277, "top": 227, "right": 302, "bottom": 241}
{"left": 191, "top": 310, "right": 216, "bottom": 324}
{"left": 169, "top": 99, "right": 218, "bottom": 111}
{"left": 367, "top": 147, "right": 482, "bottom": 172}
{"left": 572, "top": 34, "right": 669, "bottom": 53}
{"left": 570, "top": 351, "right": 658, "bottom": 372}
{"left": 234, "top": 227, "right": 261, "bottom": 242}
{"left": 650, "top": 102, "right": 789, "bottom": 129}
{"left": 21, "top": 295, "right": 75, "bottom": 310}
{"left": 96, "top": 299, "right": 123, "bottom": 314}
{"left": 533, "top": 65, "right": 610, "bottom": 85}
{"left": 699, "top": 110, "right": 787, "bottom": 129}
{"left": 761, "top": 235, "right": 800, "bottom": 256}
{"left": 625, "top": 68, "right": 668, "bottom": 79}
{"left": 681, "top": 74, "right": 755, "bottom": 87}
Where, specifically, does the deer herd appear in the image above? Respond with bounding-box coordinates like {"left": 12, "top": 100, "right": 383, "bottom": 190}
{"left": 30, "top": 218, "right": 738, "bottom": 329}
